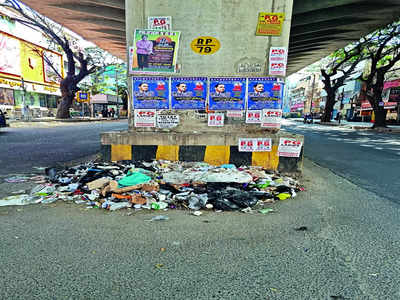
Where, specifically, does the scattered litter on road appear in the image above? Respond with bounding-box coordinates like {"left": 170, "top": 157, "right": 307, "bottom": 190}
{"left": 0, "top": 160, "right": 303, "bottom": 216}
{"left": 294, "top": 226, "right": 308, "bottom": 231}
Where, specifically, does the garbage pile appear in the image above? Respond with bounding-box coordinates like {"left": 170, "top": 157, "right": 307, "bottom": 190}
{"left": 0, "top": 161, "right": 303, "bottom": 213}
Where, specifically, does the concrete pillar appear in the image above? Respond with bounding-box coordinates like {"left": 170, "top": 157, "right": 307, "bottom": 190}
{"left": 104, "top": 0, "right": 302, "bottom": 172}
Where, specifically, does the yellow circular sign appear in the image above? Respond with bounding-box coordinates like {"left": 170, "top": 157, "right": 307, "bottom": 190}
{"left": 191, "top": 36, "right": 221, "bottom": 55}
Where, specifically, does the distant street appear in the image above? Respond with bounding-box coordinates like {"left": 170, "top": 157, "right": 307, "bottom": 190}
{"left": 282, "top": 119, "right": 400, "bottom": 202}
{"left": 0, "top": 120, "right": 128, "bottom": 175}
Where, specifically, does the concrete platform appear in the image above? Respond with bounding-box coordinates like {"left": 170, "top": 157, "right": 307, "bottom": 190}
{"left": 101, "top": 130, "right": 304, "bottom": 173}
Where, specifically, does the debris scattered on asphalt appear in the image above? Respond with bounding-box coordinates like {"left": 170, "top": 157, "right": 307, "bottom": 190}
{"left": 0, "top": 160, "right": 303, "bottom": 215}
{"left": 294, "top": 226, "right": 308, "bottom": 231}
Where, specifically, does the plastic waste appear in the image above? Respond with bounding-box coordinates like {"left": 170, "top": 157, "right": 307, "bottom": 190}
{"left": 151, "top": 202, "right": 168, "bottom": 210}
{"left": 277, "top": 193, "right": 291, "bottom": 200}
{"left": 259, "top": 208, "right": 275, "bottom": 214}
{"left": 109, "top": 202, "right": 131, "bottom": 211}
{"left": 188, "top": 194, "right": 208, "bottom": 210}
{"left": 118, "top": 171, "right": 151, "bottom": 187}
{"left": 4, "top": 176, "right": 30, "bottom": 183}
{"left": 0, "top": 194, "right": 38, "bottom": 206}
{"left": 149, "top": 215, "right": 169, "bottom": 221}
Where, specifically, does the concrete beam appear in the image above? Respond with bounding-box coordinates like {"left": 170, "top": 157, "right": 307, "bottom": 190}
{"left": 292, "top": 3, "right": 391, "bottom": 26}
{"left": 84, "top": 0, "right": 125, "bottom": 9}
{"left": 74, "top": 17, "right": 125, "bottom": 30}
{"left": 51, "top": 3, "right": 124, "bottom": 21}
{"left": 290, "top": 29, "right": 355, "bottom": 42}
{"left": 87, "top": 28, "right": 126, "bottom": 36}
{"left": 291, "top": 17, "right": 374, "bottom": 36}
{"left": 293, "top": 0, "right": 368, "bottom": 14}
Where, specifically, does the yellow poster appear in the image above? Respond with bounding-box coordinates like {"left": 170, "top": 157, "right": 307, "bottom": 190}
{"left": 256, "top": 12, "right": 285, "bottom": 36}
{"left": 20, "top": 41, "right": 44, "bottom": 83}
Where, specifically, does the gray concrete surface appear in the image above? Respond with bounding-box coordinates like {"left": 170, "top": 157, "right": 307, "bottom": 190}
{"left": 0, "top": 120, "right": 128, "bottom": 175}
{"left": 282, "top": 119, "right": 400, "bottom": 203}
{"left": 1, "top": 159, "right": 399, "bottom": 299}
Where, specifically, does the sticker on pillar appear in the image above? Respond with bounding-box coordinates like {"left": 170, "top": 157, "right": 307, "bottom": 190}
{"left": 269, "top": 47, "right": 287, "bottom": 76}
{"left": 130, "top": 29, "right": 180, "bottom": 74}
{"left": 148, "top": 16, "right": 172, "bottom": 30}
{"left": 261, "top": 109, "right": 282, "bottom": 129}
{"left": 191, "top": 36, "right": 220, "bottom": 55}
{"left": 171, "top": 77, "right": 207, "bottom": 109}
{"left": 269, "top": 62, "right": 287, "bottom": 77}
{"left": 208, "top": 113, "right": 224, "bottom": 126}
{"left": 256, "top": 12, "right": 285, "bottom": 36}
{"left": 278, "top": 138, "right": 303, "bottom": 157}
{"left": 248, "top": 78, "right": 283, "bottom": 110}
{"left": 132, "top": 77, "right": 169, "bottom": 109}
{"left": 157, "top": 114, "right": 179, "bottom": 129}
{"left": 227, "top": 110, "right": 244, "bottom": 118}
{"left": 209, "top": 78, "right": 246, "bottom": 110}
{"left": 245, "top": 110, "right": 262, "bottom": 124}
{"left": 134, "top": 109, "right": 157, "bottom": 127}
{"left": 255, "top": 138, "right": 272, "bottom": 152}
{"left": 239, "top": 138, "right": 256, "bottom": 152}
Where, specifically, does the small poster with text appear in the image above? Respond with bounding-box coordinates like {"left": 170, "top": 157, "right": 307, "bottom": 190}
{"left": 278, "top": 138, "right": 303, "bottom": 157}
{"left": 261, "top": 109, "right": 282, "bottom": 129}
{"left": 208, "top": 113, "right": 225, "bottom": 126}
{"left": 246, "top": 110, "right": 262, "bottom": 124}
{"left": 134, "top": 109, "right": 157, "bottom": 127}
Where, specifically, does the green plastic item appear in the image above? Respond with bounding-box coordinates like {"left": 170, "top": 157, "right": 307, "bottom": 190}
{"left": 259, "top": 208, "right": 275, "bottom": 214}
{"left": 257, "top": 182, "right": 270, "bottom": 189}
{"left": 118, "top": 171, "right": 151, "bottom": 188}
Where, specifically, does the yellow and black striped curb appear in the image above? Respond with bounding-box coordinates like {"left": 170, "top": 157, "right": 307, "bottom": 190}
{"left": 101, "top": 144, "right": 303, "bottom": 173}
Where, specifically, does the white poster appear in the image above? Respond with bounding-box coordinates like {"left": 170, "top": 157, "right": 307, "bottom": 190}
{"left": 157, "top": 114, "right": 179, "bottom": 128}
{"left": 245, "top": 110, "right": 262, "bottom": 124}
{"left": 261, "top": 109, "right": 282, "bottom": 128}
{"left": 208, "top": 113, "right": 224, "bottom": 126}
{"left": 134, "top": 109, "right": 157, "bottom": 127}
{"left": 239, "top": 138, "right": 256, "bottom": 152}
{"left": 239, "top": 138, "right": 272, "bottom": 152}
{"left": 0, "top": 33, "right": 21, "bottom": 76}
{"left": 255, "top": 138, "right": 272, "bottom": 152}
{"left": 148, "top": 16, "right": 172, "bottom": 30}
{"left": 227, "top": 110, "right": 244, "bottom": 118}
{"left": 278, "top": 138, "right": 303, "bottom": 157}
{"left": 269, "top": 47, "right": 287, "bottom": 77}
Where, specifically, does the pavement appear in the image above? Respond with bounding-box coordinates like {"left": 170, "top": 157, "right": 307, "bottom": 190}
{"left": 292, "top": 118, "right": 400, "bottom": 132}
{"left": 282, "top": 119, "right": 400, "bottom": 203}
{"left": 1, "top": 159, "right": 399, "bottom": 299}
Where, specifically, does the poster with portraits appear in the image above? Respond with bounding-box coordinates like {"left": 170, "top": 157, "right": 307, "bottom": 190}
{"left": 209, "top": 77, "right": 246, "bottom": 110}
{"left": 171, "top": 77, "right": 207, "bottom": 109}
{"left": 132, "top": 77, "right": 169, "bottom": 109}
{"left": 247, "top": 77, "right": 284, "bottom": 110}
{"left": 0, "top": 33, "right": 21, "bottom": 76}
{"left": 130, "top": 29, "right": 180, "bottom": 74}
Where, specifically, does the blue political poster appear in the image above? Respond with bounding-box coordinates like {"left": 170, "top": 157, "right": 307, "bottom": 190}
{"left": 171, "top": 77, "right": 207, "bottom": 109}
{"left": 209, "top": 77, "right": 246, "bottom": 110}
{"left": 132, "top": 77, "right": 169, "bottom": 109}
{"left": 247, "top": 77, "right": 284, "bottom": 110}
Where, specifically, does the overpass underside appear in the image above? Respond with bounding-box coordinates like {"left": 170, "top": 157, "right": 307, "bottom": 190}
{"left": 23, "top": 0, "right": 400, "bottom": 74}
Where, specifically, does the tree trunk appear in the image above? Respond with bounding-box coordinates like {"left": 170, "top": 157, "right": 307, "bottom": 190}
{"left": 373, "top": 106, "right": 387, "bottom": 128}
{"left": 321, "top": 90, "right": 336, "bottom": 122}
{"left": 56, "top": 78, "right": 75, "bottom": 119}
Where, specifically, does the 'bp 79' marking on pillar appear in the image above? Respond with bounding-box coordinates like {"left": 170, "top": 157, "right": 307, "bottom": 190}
{"left": 191, "top": 36, "right": 221, "bottom": 55}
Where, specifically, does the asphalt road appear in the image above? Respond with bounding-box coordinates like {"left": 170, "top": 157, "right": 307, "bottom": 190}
{"left": 0, "top": 120, "right": 128, "bottom": 175}
{"left": 1, "top": 120, "right": 400, "bottom": 299}
{"left": 282, "top": 120, "right": 400, "bottom": 203}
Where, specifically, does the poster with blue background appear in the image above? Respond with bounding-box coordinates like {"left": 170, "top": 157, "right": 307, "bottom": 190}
{"left": 132, "top": 77, "right": 169, "bottom": 109}
{"left": 247, "top": 77, "right": 284, "bottom": 110}
{"left": 171, "top": 77, "right": 207, "bottom": 109}
{"left": 209, "top": 77, "right": 246, "bottom": 110}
